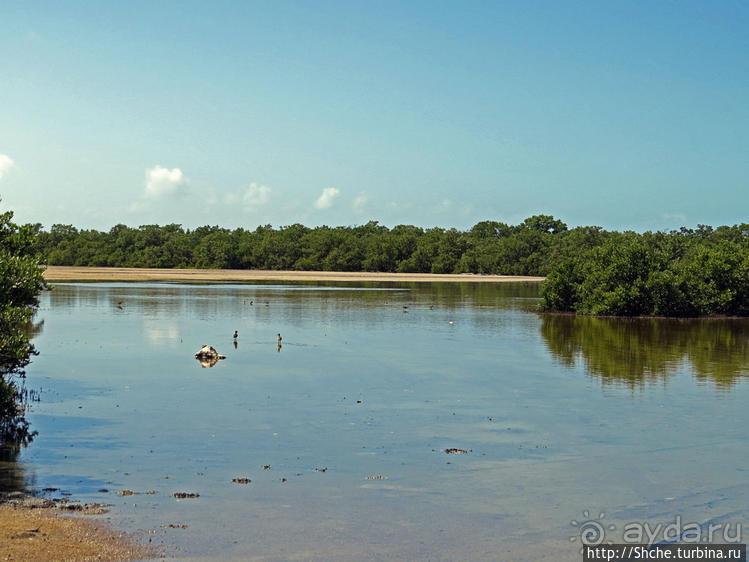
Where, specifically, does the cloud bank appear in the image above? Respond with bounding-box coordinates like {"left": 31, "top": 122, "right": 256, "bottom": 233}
{"left": 0, "top": 154, "right": 14, "bottom": 181}
{"left": 314, "top": 187, "right": 340, "bottom": 210}
{"left": 144, "top": 165, "right": 186, "bottom": 198}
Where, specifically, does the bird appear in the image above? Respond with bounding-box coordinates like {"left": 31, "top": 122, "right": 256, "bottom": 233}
{"left": 277, "top": 333, "right": 282, "bottom": 343}
{"left": 233, "top": 330, "right": 238, "bottom": 339}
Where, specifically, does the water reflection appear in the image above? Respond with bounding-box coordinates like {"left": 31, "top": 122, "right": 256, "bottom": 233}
{"left": 0, "top": 317, "right": 43, "bottom": 482}
{"left": 45, "top": 280, "right": 543, "bottom": 315}
{"left": 0, "top": 378, "right": 37, "bottom": 493}
{"left": 0, "top": 443, "right": 27, "bottom": 492}
{"left": 540, "top": 315, "right": 749, "bottom": 388}
{"left": 18, "top": 282, "right": 749, "bottom": 559}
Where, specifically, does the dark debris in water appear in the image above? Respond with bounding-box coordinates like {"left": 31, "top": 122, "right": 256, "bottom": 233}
{"left": 172, "top": 492, "right": 199, "bottom": 499}
{"left": 444, "top": 448, "right": 470, "bottom": 454}
{"left": 232, "top": 478, "right": 251, "bottom": 484}
{"left": 58, "top": 502, "right": 111, "bottom": 514}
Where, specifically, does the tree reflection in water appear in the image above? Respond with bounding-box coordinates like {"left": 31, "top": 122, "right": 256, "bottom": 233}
{"left": 0, "top": 319, "right": 43, "bottom": 494}
{"left": 0, "top": 441, "right": 29, "bottom": 493}
{"left": 540, "top": 315, "right": 749, "bottom": 388}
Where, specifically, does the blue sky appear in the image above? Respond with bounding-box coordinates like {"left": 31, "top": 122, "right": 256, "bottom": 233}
{"left": 1, "top": 1, "right": 747, "bottom": 232}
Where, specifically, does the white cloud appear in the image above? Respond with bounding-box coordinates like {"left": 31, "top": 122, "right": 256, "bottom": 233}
{"left": 223, "top": 182, "right": 272, "bottom": 208}
{"left": 314, "top": 187, "right": 340, "bottom": 210}
{"left": 0, "top": 154, "right": 14, "bottom": 181}
{"left": 242, "top": 182, "right": 271, "bottom": 207}
{"left": 353, "top": 193, "right": 368, "bottom": 213}
{"left": 144, "top": 165, "right": 186, "bottom": 198}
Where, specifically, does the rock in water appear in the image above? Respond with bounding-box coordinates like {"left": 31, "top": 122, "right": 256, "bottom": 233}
{"left": 194, "top": 345, "right": 226, "bottom": 368}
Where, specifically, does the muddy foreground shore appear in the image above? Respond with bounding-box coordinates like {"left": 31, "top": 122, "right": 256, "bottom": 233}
{"left": 0, "top": 492, "right": 153, "bottom": 561}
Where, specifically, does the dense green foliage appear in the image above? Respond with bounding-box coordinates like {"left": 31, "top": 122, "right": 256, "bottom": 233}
{"left": 0, "top": 210, "right": 46, "bottom": 443}
{"left": 542, "top": 225, "right": 749, "bottom": 316}
{"left": 34, "top": 216, "right": 748, "bottom": 316}
{"left": 35, "top": 215, "right": 574, "bottom": 275}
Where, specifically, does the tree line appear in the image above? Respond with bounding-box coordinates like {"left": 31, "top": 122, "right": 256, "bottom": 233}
{"left": 34, "top": 214, "right": 572, "bottom": 275}
{"left": 28, "top": 215, "right": 749, "bottom": 316}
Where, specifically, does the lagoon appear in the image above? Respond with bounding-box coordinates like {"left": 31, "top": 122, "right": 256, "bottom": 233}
{"left": 7, "top": 281, "right": 749, "bottom": 560}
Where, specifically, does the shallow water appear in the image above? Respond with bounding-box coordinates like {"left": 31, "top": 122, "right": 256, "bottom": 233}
{"left": 9, "top": 282, "right": 749, "bottom": 560}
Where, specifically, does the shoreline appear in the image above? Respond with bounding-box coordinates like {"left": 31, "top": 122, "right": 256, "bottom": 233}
{"left": 43, "top": 265, "right": 546, "bottom": 283}
{"left": 0, "top": 492, "right": 153, "bottom": 561}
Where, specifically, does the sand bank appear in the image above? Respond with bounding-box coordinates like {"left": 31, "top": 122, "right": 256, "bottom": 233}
{"left": 43, "top": 266, "right": 545, "bottom": 283}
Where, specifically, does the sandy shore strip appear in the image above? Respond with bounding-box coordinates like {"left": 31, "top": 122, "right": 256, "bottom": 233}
{"left": 0, "top": 494, "right": 153, "bottom": 562}
{"left": 43, "top": 266, "right": 545, "bottom": 283}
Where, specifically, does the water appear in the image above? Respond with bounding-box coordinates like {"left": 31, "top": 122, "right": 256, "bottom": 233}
{"left": 7, "top": 282, "right": 749, "bottom": 560}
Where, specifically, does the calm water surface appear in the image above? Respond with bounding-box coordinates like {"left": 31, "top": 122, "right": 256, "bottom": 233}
{"left": 7, "top": 282, "right": 749, "bottom": 560}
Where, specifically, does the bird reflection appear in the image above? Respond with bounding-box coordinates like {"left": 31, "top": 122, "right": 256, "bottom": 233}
{"left": 233, "top": 340, "right": 238, "bottom": 349}
{"left": 277, "top": 344, "right": 282, "bottom": 353}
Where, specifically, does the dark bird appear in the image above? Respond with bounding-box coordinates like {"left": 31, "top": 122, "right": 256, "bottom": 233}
{"left": 233, "top": 330, "right": 238, "bottom": 339}
{"left": 277, "top": 333, "right": 282, "bottom": 343}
